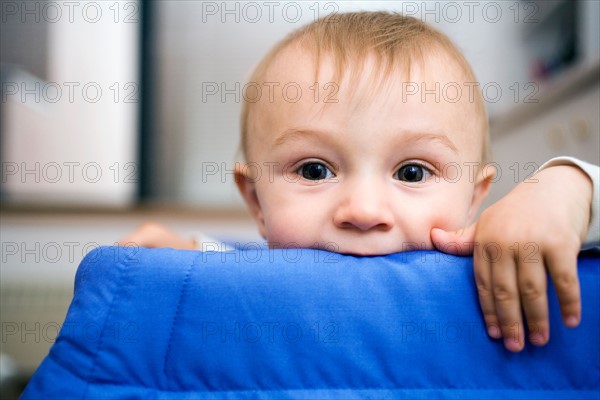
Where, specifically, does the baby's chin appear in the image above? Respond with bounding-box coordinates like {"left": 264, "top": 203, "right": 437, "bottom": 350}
{"left": 269, "top": 237, "right": 436, "bottom": 256}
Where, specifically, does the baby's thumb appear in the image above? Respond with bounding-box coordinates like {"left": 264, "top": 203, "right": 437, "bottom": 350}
{"left": 431, "top": 224, "right": 477, "bottom": 256}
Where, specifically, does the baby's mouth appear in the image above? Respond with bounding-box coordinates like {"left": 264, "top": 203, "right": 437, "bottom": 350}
{"left": 306, "top": 236, "right": 436, "bottom": 256}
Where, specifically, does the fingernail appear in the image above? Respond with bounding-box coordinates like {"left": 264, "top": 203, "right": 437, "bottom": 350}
{"left": 504, "top": 337, "right": 522, "bottom": 352}
{"left": 488, "top": 325, "right": 501, "bottom": 338}
{"left": 530, "top": 332, "right": 545, "bottom": 345}
{"left": 565, "top": 316, "right": 579, "bottom": 327}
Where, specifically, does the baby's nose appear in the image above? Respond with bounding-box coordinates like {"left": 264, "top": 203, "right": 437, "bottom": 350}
{"left": 333, "top": 183, "right": 394, "bottom": 232}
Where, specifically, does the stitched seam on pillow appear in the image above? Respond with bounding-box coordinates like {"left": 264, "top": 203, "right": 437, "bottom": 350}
{"left": 163, "top": 252, "right": 202, "bottom": 377}
{"left": 81, "top": 247, "right": 137, "bottom": 399}
{"left": 79, "top": 385, "right": 600, "bottom": 396}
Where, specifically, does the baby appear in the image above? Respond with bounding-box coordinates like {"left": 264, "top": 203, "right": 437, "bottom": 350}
{"left": 121, "top": 12, "right": 599, "bottom": 353}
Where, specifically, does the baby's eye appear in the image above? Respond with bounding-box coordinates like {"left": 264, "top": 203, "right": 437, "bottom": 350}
{"left": 298, "top": 162, "right": 334, "bottom": 181}
{"left": 395, "top": 164, "right": 430, "bottom": 182}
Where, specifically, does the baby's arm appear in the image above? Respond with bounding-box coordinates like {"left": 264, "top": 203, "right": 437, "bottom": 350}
{"left": 118, "top": 222, "right": 197, "bottom": 250}
{"left": 432, "top": 158, "right": 598, "bottom": 352}
{"left": 117, "top": 222, "right": 233, "bottom": 251}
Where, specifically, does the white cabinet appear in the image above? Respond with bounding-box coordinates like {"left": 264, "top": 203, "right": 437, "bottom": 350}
{"left": 1, "top": 2, "right": 139, "bottom": 208}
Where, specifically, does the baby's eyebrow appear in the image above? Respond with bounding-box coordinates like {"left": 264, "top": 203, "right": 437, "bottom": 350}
{"left": 274, "top": 128, "right": 459, "bottom": 155}
{"left": 404, "top": 132, "right": 459, "bottom": 154}
{"left": 273, "top": 129, "right": 334, "bottom": 147}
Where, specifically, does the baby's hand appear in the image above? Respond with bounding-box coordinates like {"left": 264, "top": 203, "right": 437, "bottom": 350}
{"left": 118, "top": 222, "right": 197, "bottom": 250}
{"left": 431, "top": 165, "right": 593, "bottom": 352}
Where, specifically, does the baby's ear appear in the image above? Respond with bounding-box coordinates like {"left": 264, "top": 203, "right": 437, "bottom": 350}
{"left": 234, "top": 163, "right": 267, "bottom": 238}
{"left": 467, "top": 164, "right": 496, "bottom": 223}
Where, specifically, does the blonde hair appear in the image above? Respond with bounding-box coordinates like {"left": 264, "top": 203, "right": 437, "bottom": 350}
{"left": 240, "top": 11, "right": 489, "bottom": 162}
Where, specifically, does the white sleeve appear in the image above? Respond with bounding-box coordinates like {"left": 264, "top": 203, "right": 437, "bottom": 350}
{"left": 537, "top": 156, "right": 600, "bottom": 250}
{"left": 193, "top": 232, "right": 235, "bottom": 252}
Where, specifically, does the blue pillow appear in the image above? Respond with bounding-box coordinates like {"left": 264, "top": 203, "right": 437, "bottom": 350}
{"left": 22, "top": 247, "right": 600, "bottom": 399}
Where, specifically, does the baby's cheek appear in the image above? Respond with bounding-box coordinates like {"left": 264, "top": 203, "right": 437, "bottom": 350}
{"left": 262, "top": 212, "right": 290, "bottom": 246}
{"left": 427, "top": 186, "right": 473, "bottom": 230}
{"left": 262, "top": 208, "right": 314, "bottom": 248}
{"left": 428, "top": 213, "right": 464, "bottom": 233}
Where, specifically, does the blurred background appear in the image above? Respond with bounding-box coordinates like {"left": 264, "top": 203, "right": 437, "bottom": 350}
{"left": 1, "top": 0, "right": 599, "bottom": 396}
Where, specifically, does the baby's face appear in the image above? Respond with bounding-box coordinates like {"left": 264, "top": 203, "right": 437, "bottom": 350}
{"left": 238, "top": 47, "right": 491, "bottom": 255}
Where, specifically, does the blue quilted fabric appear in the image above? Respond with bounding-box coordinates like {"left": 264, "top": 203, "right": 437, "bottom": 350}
{"left": 22, "top": 246, "right": 600, "bottom": 399}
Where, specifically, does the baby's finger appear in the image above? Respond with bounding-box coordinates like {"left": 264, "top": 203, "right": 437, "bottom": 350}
{"left": 545, "top": 247, "right": 581, "bottom": 327}
{"left": 430, "top": 225, "right": 476, "bottom": 256}
{"left": 491, "top": 253, "right": 524, "bottom": 352}
{"left": 517, "top": 251, "right": 549, "bottom": 346}
{"left": 473, "top": 245, "right": 501, "bottom": 339}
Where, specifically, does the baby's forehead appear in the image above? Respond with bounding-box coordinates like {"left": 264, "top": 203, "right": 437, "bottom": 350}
{"left": 243, "top": 41, "right": 488, "bottom": 163}
{"left": 271, "top": 42, "right": 465, "bottom": 83}
{"left": 249, "top": 45, "right": 479, "bottom": 133}
{"left": 258, "top": 42, "right": 476, "bottom": 112}
{"left": 254, "top": 57, "right": 471, "bottom": 132}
